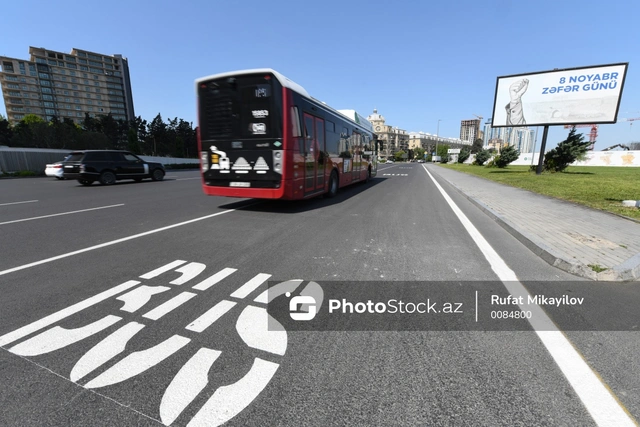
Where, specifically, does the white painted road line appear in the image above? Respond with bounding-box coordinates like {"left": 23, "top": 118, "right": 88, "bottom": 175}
{"left": 160, "top": 348, "right": 222, "bottom": 426}
{"left": 9, "top": 315, "right": 122, "bottom": 357}
{"left": 140, "top": 260, "right": 187, "bottom": 279}
{"left": 70, "top": 321, "right": 146, "bottom": 382}
{"left": 187, "top": 358, "right": 280, "bottom": 427}
{"left": 143, "top": 292, "right": 198, "bottom": 321}
{"left": 186, "top": 300, "right": 237, "bottom": 333}
{"left": 0, "top": 280, "right": 140, "bottom": 347}
{"left": 230, "top": 273, "right": 272, "bottom": 299}
{"left": 0, "top": 209, "right": 237, "bottom": 277}
{"left": 192, "top": 268, "right": 238, "bottom": 291}
{"left": 0, "top": 204, "right": 125, "bottom": 226}
{"left": 422, "top": 165, "right": 636, "bottom": 427}
{"left": 0, "top": 200, "right": 38, "bottom": 207}
{"left": 84, "top": 335, "right": 191, "bottom": 389}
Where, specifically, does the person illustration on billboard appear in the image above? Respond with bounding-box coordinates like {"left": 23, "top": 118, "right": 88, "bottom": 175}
{"left": 506, "top": 78, "right": 529, "bottom": 125}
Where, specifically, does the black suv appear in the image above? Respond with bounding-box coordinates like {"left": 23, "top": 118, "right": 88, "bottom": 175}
{"left": 62, "top": 150, "right": 165, "bottom": 186}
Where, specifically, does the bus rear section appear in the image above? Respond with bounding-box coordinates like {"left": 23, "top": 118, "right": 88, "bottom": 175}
{"left": 197, "top": 71, "right": 287, "bottom": 199}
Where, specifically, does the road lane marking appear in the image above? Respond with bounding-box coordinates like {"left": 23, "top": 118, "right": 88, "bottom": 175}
{"left": 186, "top": 300, "right": 237, "bottom": 333}
{"left": 0, "top": 209, "right": 237, "bottom": 277}
{"left": 187, "top": 358, "right": 280, "bottom": 427}
{"left": 1, "top": 262, "right": 320, "bottom": 426}
{"left": 143, "top": 292, "right": 197, "bottom": 320}
{"left": 0, "top": 204, "right": 124, "bottom": 226}
{"left": 70, "top": 322, "right": 146, "bottom": 382}
{"left": 192, "top": 268, "right": 238, "bottom": 291}
{"left": 230, "top": 273, "right": 272, "bottom": 299}
{"left": 160, "top": 348, "right": 222, "bottom": 425}
{"left": 422, "top": 164, "right": 636, "bottom": 427}
{"left": 84, "top": 335, "right": 191, "bottom": 389}
{"left": 0, "top": 200, "right": 38, "bottom": 207}
{"left": 0, "top": 280, "right": 139, "bottom": 347}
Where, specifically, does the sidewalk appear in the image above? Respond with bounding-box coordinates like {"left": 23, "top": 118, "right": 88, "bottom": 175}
{"left": 428, "top": 165, "right": 640, "bottom": 281}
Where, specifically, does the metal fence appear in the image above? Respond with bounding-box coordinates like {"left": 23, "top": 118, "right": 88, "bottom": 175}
{"left": 0, "top": 147, "right": 199, "bottom": 174}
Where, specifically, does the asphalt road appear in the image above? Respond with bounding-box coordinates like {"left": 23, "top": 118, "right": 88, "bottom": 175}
{"left": 1, "top": 165, "right": 639, "bottom": 426}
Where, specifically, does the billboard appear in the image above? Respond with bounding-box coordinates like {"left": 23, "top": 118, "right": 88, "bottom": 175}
{"left": 491, "top": 63, "right": 628, "bottom": 128}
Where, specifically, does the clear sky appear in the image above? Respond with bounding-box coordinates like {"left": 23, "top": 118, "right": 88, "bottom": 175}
{"left": 2, "top": 0, "right": 639, "bottom": 151}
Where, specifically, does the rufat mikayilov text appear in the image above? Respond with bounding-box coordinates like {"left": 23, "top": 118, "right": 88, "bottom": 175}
{"left": 328, "top": 299, "right": 464, "bottom": 314}
{"left": 491, "top": 295, "right": 584, "bottom": 307}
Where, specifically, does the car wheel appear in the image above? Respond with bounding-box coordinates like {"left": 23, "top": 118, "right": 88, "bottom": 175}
{"left": 151, "top": 169, "right": 165, "bottom": 181}
{"left": 55, "top": 177, "right": 64, "bottom": 180}
{"left": 78, "top": 179, "right": 93, "bottom": 186}
{"left": 326, "top": 170, "right": 338, "bottom": 198}
{"left": 99, "top": 171, "right": 116, "bottom": 185}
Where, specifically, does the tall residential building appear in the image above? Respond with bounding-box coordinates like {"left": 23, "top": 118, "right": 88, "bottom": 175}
{"left": 460, "top": 119, "right": 481, "bottom": 143}
{"left": 0, "top": 46, "right": 135, "bottom": 125}
{"left": 483, "top": 119, "right": 536, "bottom": 153}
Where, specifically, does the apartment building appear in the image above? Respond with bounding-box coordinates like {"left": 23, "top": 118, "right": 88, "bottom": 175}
{"left": 0, "top": 46, "right": 134, "bottom": 125}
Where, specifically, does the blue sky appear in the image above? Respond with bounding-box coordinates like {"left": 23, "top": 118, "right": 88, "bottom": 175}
{"left": 2, "top": 0, "right": 639, "bottom": 151}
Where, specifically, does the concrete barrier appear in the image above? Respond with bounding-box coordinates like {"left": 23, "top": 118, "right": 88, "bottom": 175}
{"left": 0, "top": 146, "right": 199, "bottom": 174}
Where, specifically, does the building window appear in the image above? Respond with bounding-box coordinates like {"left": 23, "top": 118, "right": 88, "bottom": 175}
{"left": 5, "top": 75, "right": 19, "bottom": 81}
{"left": 65, "top": 56, "right": 76, "bottom": 62}
{"left": 69, "top": 71, "right": 76, "bottom": 76}
{"left": 7, "top": 83, "right": 19, "bottom": 89}
{"left": 80, "top": 66, "right": 88, "bottom": 71}
{"left": 66, "top": 63, "right": 77, "bottom": 69}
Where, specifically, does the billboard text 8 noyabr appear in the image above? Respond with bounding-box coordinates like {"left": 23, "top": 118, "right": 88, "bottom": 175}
{"left": 491, "top": 63, "right": 628, "bottom": 128}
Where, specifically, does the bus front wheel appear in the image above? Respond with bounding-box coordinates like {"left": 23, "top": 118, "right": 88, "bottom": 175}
{"left": 327, "top": 170, "right": 338, "bottom": 198}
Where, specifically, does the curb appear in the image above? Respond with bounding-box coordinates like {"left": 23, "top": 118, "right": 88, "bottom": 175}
{"left": 433, "top": 171, "right": 639, "bottom": 282}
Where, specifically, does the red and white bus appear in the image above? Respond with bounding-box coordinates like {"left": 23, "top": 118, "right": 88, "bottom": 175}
{"left": 195, "top": 69, "right": 378, "bottom": 200}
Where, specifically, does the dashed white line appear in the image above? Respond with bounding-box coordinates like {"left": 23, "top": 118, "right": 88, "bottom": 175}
{"left": 0, "top": 209, "right": 238, "bottom": 277}
{"left": 0, "top": 200, "right": 38, "bottom": 207}
{"left": 422, "top": 164, "right": 636, "bottom": 427}
{"left": 0, "top": 204, "right": 125, "bottom": 226}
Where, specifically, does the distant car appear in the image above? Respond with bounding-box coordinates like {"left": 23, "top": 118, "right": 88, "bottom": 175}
{"left": 385, "top": 160, "right": 394, "bottom": 164}
{"left": 417, "top": 159, "right": 425, "bottom": 163}
{"left": 45, "top": 155, "right": 71, "bottom": 179}
{"left": 62, "top": 150, "right": 165, "bottom": 186}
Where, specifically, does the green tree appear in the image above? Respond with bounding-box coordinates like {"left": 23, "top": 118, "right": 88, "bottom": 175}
{"left": 0, "top": 114, "right": 12, "bottom": 145}
{"left": 474, "top": 149, "right": 491, "bottom": 166}
{"left": 413, "top": 147, "right": 425, "bottom": 160}
{"left": 437, "top": 144, "right": 450, "bottom": 163}
{"left": 494, "top": 144, "right": 520, "bottom": 168}
{"left": 471, "top": 138, "right": 484, "bottom": 154}
{"left": 394, "top": 150, "right": 406, "bottom": 162}
{"left": 543, "top": 128, "right": 590, "bottom": 172}
{"left": 458, "top": 147, "right": 471, "bottom": 163}
{"left": 127, "top": 127, "right": 141, "bottom": 154}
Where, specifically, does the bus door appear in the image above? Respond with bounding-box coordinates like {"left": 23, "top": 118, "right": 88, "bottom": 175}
{"left": 352, "top": 131, "right": 362, "bottom": 181}
{"left": 303, "top": 113, "right": 326, "bottom": 194}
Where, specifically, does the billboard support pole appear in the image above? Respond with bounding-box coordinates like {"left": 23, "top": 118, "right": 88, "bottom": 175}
{"left": 535, "top": 125, "right": 549, "bottom": 175}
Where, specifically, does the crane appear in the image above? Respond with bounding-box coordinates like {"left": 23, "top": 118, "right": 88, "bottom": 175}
{"left": 618, "top": 117, "right": 640, "bottom": 127}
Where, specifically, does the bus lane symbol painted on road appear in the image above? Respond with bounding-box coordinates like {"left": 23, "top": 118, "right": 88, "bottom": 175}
{"left": 0, "top": 260, "right": 323, "bottom": 426}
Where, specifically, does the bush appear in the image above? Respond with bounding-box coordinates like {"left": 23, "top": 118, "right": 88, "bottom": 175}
{"left": 543, "top": 128, "right": 590, "bottom": 172}
{"left": 474, "top": 149, "right": 491, "bottom": 166}
{"left": 458, "top": 148, "right": 471, "bottom": 163}
{"left": 494, "top": 145, "right": 520, "bottom": 168}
